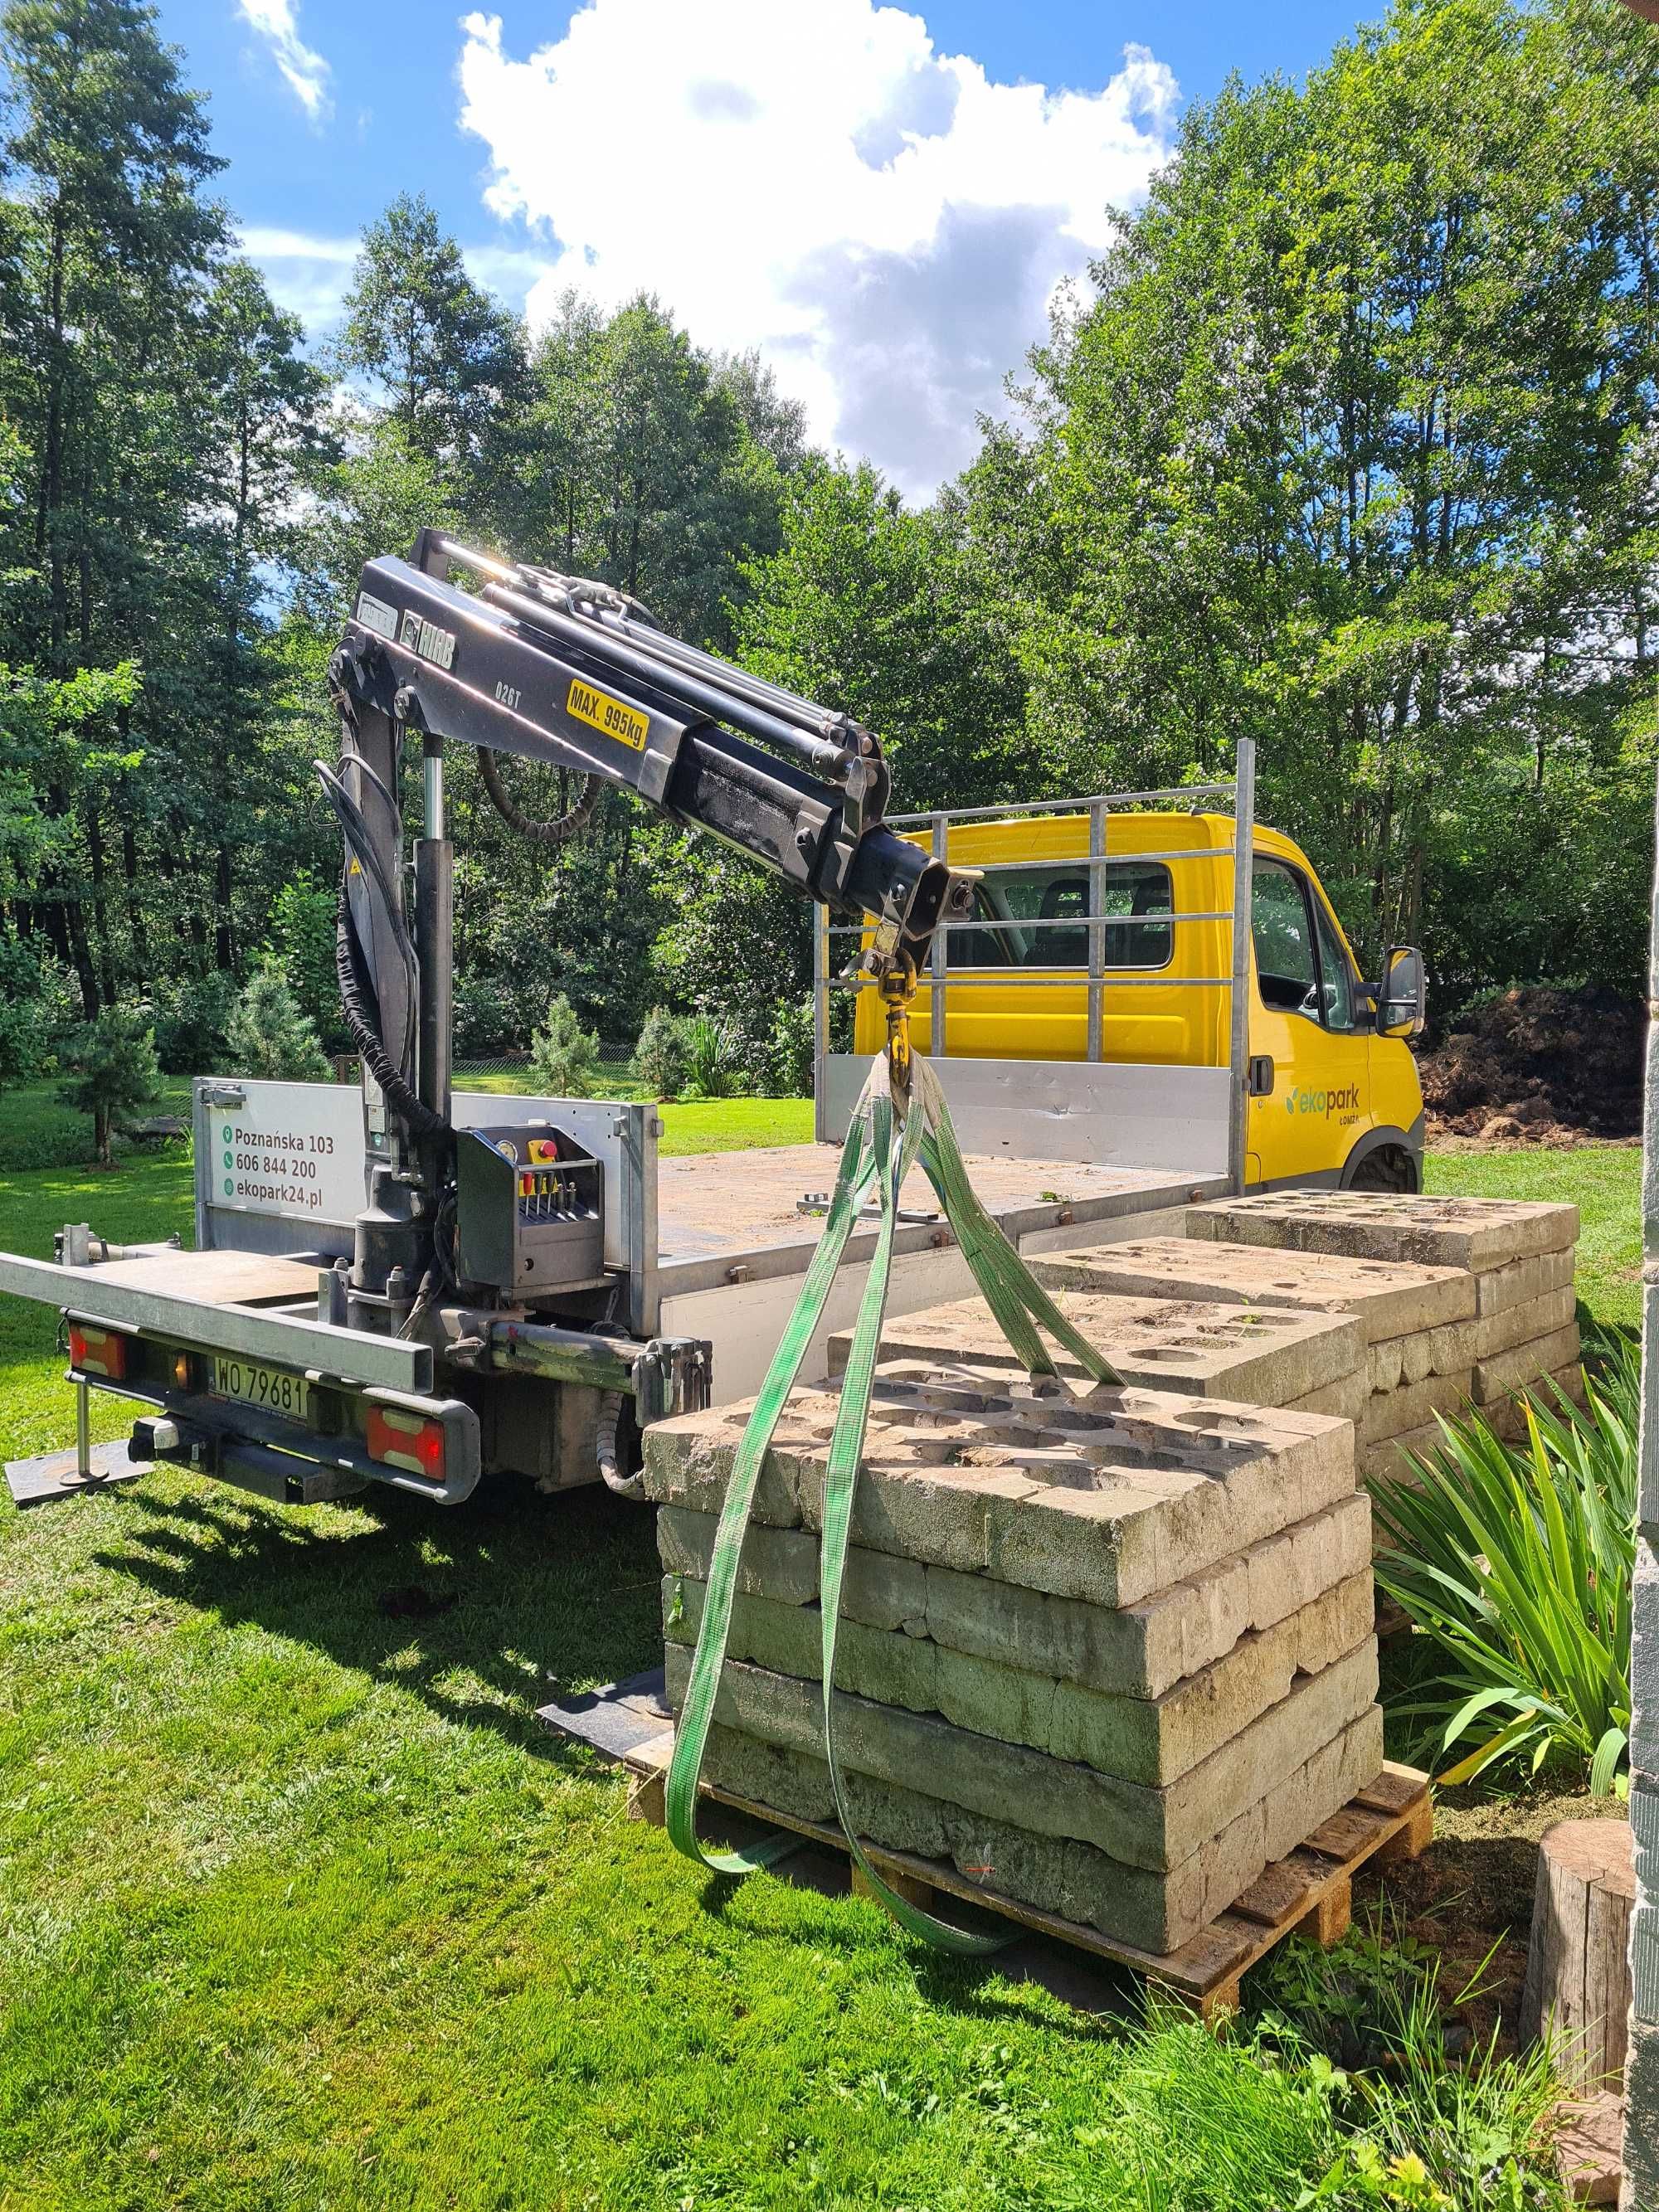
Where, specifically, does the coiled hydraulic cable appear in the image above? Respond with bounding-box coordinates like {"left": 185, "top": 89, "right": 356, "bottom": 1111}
{"left": 477, "top": 746, "right": 603, "bottom": 847}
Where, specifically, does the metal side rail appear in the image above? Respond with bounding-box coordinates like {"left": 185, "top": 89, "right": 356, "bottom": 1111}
{"left": 0, "top": 1249, "right": 432, "bottom": 1393}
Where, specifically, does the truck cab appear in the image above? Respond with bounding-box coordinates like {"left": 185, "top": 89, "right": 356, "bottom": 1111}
{"left": 848, "top": 807, "right": 1425, "bottom": 1192}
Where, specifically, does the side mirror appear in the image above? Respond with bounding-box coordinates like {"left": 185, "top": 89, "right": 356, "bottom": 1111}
{"left": 1376, "top": 945, "right": 1426, "bottom": 1038}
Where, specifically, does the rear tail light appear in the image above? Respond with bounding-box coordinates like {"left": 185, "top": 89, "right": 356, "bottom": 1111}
{"left": 366, "top": 1404, "right": 446, "bottom": 1480}
{"left": 68, "top": 1324, "right": 129, "bottom": 1380}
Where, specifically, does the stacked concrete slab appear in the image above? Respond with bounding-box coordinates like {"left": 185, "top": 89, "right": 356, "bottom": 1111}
{"left": 1186, "top": 1193, "right": 1583, "bottom": 1460}
{"left": 1026, "top": 1196, "right": 1579, "bottom": 1484}
{"left": 645, "top": 1370, "right": 1381, "bottom": 1955}
{"left": 824, "top": 1290, "right": 1366, "bottom": 1422}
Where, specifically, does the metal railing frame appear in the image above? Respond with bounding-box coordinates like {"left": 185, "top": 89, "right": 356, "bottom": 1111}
{"left": 815, "top": 742, "right": 1259, "bottom": 1192}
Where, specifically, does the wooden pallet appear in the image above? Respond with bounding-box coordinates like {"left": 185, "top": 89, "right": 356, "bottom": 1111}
{"left": 540, "top": 1670, "right": 1433, "bottom": 2023}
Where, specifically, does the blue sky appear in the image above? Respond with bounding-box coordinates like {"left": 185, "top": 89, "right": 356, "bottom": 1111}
{"left": 158, "top": 1, "right": 1377, "bottom": 491}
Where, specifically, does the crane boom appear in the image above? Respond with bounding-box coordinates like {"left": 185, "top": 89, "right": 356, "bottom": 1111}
{"left": 322, "top": 527, "right": 975, "bottom": 1337}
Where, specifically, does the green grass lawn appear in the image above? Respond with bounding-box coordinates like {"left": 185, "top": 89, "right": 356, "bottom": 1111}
{"left": 0, "top": 1134, "right": 1615, "bottom": 2208}
{"left": 1425, "top": 1143, "right": 1639, "bottom": 1334}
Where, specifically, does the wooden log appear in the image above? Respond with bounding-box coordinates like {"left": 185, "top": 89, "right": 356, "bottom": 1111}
{"left": 1520, "top": 1820, "right": 1634, "bottom": 2095}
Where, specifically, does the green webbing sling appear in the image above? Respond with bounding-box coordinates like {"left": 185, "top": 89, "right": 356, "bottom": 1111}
{"left": 664, "top": 1050, "right": 1121, "bottom": 1947}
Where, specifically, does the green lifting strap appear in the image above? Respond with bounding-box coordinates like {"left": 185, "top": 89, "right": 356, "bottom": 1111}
{"left": 664, "top": 1052, "right": 1124, "bottom": 1947}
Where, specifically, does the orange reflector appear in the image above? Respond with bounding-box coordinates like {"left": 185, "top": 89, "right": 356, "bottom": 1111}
{"left": 68, "top": 1324, "right": 129, "bottom": 1380}
{"left": 173, "top": 1351, "right": 192, "bottom": 1388}
{"left": 367, "top": 1404, "right": 446, "bottom": 1480}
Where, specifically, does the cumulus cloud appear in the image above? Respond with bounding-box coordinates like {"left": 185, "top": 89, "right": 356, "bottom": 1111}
{"left": 456, "top": 1, "right": 1177, "bottom": 496}
{"left": 238, "top": 0, "right": 333, "bottom": 127}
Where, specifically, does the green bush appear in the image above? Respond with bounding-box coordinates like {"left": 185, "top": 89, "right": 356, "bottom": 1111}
{"left": 1371, "top": 1333, "right": 1636, "bottom": 1793}
{"left": 680, "top": 1012, "right": 738, "bottom": 1099}
{"left": 57, "top": 1002, "right": 163, "bottom": 1164}
{"left": 764, "top": 994, "right": 815, "bottom": 1096}
{"left": 528, "top": 994, "right": 601, "bottom": 1098}
{"left": 223, "top": 967, "right": 333, "bottom": 1083}
{"left": 151, "top": 969, "right": 236, "bottom": 1074}
{"left": 0, "top": 940, "right": 70, "bottom": 1088}
{"left": 631, "top": 1005, "right": 689, "bottom": 1098}
{"left": 267, "top": 869, "right": 341, "bottom": 1043}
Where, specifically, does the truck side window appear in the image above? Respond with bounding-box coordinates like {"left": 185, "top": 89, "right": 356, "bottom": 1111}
{"left": 1310, "top": 897, "right": 1360, "bottom": 1033}
{"left": 1252, "top": 861, "right": 1319, "bottom": 1017}
{"left": 946, "top": 863, "right": 1173, "bottom": 972}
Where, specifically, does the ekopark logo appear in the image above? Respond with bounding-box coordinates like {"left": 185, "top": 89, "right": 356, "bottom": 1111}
{"left": 1286, "top": 1082, "right": 1361, "bottom": 1117}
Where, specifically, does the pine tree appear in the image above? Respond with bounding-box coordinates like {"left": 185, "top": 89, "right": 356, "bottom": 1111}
{"left": 223, "top": 965, "right": 332, "bottom": 1082}
{"left": 57, "top": 999, "right": 161, "bottom": 1162}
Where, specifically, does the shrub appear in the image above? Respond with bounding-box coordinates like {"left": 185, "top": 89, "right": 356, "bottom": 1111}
{"left": 0, "top": 940, "right": 69, "bottom": 1089}
{"left": 680, "top": 1013, "right": 738, "bottom": 1099}
{"left": 631, "top": 1005, "right": 689, "bottom": 1098}
{"left": 223, "top": 966, "right": 333, "bottom": 1083}
{"left": 454, "top": 973, "right": 520, "bottom": 1061}
{"left": 151, "top": 969, "right": 236, "bottom": 1074}
{"left": 528, "top": 994, "right": 601, "bottom": 1098}
{"left": 764, "top": 994, "right": 815, "bottom": 1096}
{"left": 267, "top": 869, "right": 341, "bottom": 1042}
{"left": 1370, "top": 1332, "right": 1636, "bottom": 1793}
{"left": 57, "top": 1002, "right": 163, "bottom": 1164}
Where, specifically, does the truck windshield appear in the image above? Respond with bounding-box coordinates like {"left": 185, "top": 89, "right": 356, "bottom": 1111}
{"left": 946, "top": 863, "right": 1174, "bottom": 970}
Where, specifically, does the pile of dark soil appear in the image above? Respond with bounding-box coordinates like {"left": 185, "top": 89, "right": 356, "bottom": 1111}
{"left": 1418, "top": 985, "right": 1642, "bottom": 1145}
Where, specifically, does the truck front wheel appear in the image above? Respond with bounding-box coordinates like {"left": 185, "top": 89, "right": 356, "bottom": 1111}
{"left": 1345, "top": 1143, "right": 1419, "bottom": 1194}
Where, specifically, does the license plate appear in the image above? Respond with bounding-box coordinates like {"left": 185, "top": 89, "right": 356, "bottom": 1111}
{"left": 212, "top": 1355, "right": 308, "bottom": 1418}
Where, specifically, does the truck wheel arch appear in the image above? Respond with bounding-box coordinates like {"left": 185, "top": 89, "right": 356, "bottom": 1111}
{"left": 1340, "top": 1120, "right": 1424, "bottom": 1194}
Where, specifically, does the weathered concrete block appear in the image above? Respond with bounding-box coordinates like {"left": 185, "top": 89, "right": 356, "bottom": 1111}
{"left": 1473, "top": 1285, "right": 1579, "bottom": 1362}
{"left": 1029, "top": 1236, "right": 1473, "bottom": 1343}
{"left": 825, "top": 1291, "right": 1364, "bottom": 1408}
{"left": 1476, "top": 1247, "right": 1575, "bottom": 1317}
{"left": 1623, "top": 2015, "right": 1659, "bottom": 2209}
{"left": 662, "top": 1637, "right": 1379, "bottom": 1874}
{"left": 1186, "top": 1191, "right": 1579, "bottom": 1274}
{"left": 660, "top": 1491, "right": 1373, "bottom": 1702}
{"left": 1360, "top": 1420, "right": 1453, "bottom": 1491}
{"left": 647, "top": 1370, "right": 1355, "bottom": 1609}
{"left": 1284, "top": 1371, "right": 1369, "bottom": 1422}
{"left": 1472, "top": 1323, "right": 1583, "bottom": 1404}
{"left": 1366, "top": 1319, "right": 1479, "bottom": 1393}
{"left": 1632, "top": 1779, "right": 1659, "bottom": 2025}
{"left": 665, "top": 1568, "right": 1374, "bottom": 1788}
{"left": 695, "top": 1704, "right": 1384, "bottom": 1956}
{"left": 1360, "top": 1369, "right": 1476, "bottom": 1446}
{"left": 1632, "top": 1547, "right": 1659, "bottom": 1782}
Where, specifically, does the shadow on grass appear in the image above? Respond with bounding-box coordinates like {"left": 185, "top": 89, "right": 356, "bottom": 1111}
{"left": 93, "top": 1471, "right": 666, "bottom": 1757}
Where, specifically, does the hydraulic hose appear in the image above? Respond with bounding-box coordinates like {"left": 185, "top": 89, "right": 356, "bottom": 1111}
{"left": 477, "top": 746, "right": 603, "bottom": 847}
{"left": 334, "top": 878, "right": 451, "bottom": 1148}
{"left": 595, "top": 1389, "right": 641, "bottom": 1499}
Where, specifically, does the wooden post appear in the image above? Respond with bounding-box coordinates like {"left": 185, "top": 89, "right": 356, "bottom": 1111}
{"left": 1520, "top": 1820, "right": 1634, "bottom": 2096}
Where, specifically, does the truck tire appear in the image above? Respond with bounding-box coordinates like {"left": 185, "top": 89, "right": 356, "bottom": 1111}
{"left": 1345, "top": 1143, "right": 1418, "bottom": 1194}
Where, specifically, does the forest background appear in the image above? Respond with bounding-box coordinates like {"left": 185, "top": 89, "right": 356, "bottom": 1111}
{"left": 1, "top": 0, "right": 1653, "bottom": 1096}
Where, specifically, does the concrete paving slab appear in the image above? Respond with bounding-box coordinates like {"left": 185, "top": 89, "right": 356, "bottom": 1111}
{"left": 697, "top": 1704, "right": 1384, "bottom": 1955}
{"left": 1366, "top": 1319, "right": 1478, "bottom": 1393}
{"left": 644, "top": 1371, "right": 1356, "bottom": 1609}
{"left": 1473, "top": 1323, "right": 1583, "bottom": 1404}
{"left": 1186, "top": 1191, "right": 1579, "bottom": 1274}
{"left": 665, "top": 1567, "right": 1374, "bottom": 1787}
{"left": 1473, "top": 1285, "right": 1578, "bottom": 1361}
{"left": 825, "top": 1291, "right": 1362, "bottom": 1407}
{"left": 1474, "top": 1247, "right": 1575, "bottom": 1317}
{"left": 659, "top": 1491, "right": 1374, "bottom": 1704}
{"left": 1027, "top": 1237, "right": 1473, "bottom": 1342}
{"left": 1359, "top": 1370, "right": 1475, "bottom": 1446}
{"left": 663, "top": 1638, "right": 1379, "bottom": 1874}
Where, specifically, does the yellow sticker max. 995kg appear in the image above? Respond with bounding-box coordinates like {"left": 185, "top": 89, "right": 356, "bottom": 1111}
{"left": 567, "top": 677, "right": 649, "bottom": 751}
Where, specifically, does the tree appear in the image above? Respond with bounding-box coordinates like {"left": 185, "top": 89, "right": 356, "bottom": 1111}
{"left": 336, "top": 192, "right": 523, "bottom": 487}
{"left": 58, "top": 998, "right": 161, "bottom": 1161}
{"left": 528, "top": 994, "right": 600, "bottom": 1098}
{"left": 223, "top": 965, "right": 331, "bottom": 1082}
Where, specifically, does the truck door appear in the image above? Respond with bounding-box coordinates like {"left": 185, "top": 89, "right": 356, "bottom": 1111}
{"left": 1248, "top": 858, "right": 1371, "bottom": 1185}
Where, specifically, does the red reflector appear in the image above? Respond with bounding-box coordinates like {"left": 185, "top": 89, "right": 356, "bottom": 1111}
{"left": 68, "top": 1324, "right": 129, "bottom": 1380}
{"left": 367, "top": 1405, "right": 445, "bottom": 1478}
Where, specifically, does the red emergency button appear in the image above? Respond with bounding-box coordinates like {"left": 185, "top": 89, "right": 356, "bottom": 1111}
{"left": 527, "top": 1138, "right": 558, "bottom": 1163}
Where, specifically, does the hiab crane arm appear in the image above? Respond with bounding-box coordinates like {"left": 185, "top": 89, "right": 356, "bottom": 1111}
{"left": 322, "top": 527, "right": 975, "bottom": 1341}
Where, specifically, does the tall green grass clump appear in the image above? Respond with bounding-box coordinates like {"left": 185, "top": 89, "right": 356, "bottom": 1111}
{"left": 1371, "top": 1333, "right": 1636, "bottom": 1792}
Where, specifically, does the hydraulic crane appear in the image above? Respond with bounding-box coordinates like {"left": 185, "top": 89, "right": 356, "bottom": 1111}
{"left": 322, "top": 527, "right": 975, "bottom": 1351}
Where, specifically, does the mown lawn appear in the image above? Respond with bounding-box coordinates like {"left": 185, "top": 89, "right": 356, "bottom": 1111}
{"left": 0, "top": 1136, "right": 1618, "bottom": 2208}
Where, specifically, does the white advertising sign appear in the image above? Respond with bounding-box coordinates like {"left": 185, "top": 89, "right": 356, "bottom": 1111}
{"left": 204, "top": 1082, "right": 367, "bottom": 1223}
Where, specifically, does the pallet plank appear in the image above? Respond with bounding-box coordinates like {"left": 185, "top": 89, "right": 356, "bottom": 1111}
{"left": 1301, "top": 1802, "right": 1393, "bottom": 1861}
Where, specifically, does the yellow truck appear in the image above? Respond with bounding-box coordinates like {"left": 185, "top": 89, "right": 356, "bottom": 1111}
{"left": 833, "top": 758, "right": 1426, "bottom": 1194}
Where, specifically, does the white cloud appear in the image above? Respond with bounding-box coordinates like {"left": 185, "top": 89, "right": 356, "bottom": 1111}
{"left": 240, "top": 226, "right": 357, "bottom": 325}
{"left": 456, "top": 1, "right": 1177, "bottom": 495}
{"left": 238, "top": 0, "right": 333, "bottom": 127}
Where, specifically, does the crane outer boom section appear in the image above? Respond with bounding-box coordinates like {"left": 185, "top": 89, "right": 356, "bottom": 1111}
{"left": 329, "top": 537, "right": 974, "bottom": 975}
